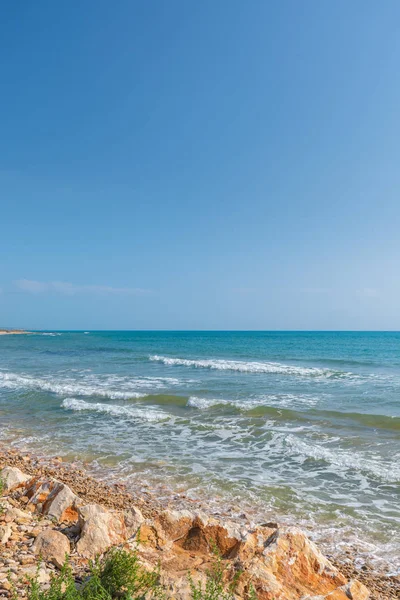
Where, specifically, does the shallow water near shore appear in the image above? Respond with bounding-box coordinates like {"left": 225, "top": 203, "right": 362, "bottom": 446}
{"left": 0, "top": 330, "right": 399, "bottom": 573}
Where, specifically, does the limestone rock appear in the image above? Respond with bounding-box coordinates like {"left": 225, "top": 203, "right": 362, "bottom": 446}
{"left": 157, "top": 509, "right": 194, "bottom": 542}
{"left": 342, "top": 579, "right": 370, "bottom": 600}
{"left": 134, "top": 515, "right": 370, "bottom": 600}
{"left": 0, "top": 524, "right": 12, "bottom": 544}
{"left": 0, "top": 466, "right": 30, "bottom": 492}
{"left": 124, "top": 505, "right": 145, "bottom": 537}
{"left": 5, "top": 506, "right": 31, "bottom": 524}
{"left": 33, "top": 529, "right": 70, "bottom": 568}
{"left": 236, "top": 526, "right": 350, "bottom": 600}
{"left": 24, "top": 477, "right": 80, "bottom": 522}
{"left": 76, "top": 504, "right": 127, "bottom": 558}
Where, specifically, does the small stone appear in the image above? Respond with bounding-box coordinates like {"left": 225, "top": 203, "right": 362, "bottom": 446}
{"left": 0, "top": 525, "right": 12, "bottom": 544}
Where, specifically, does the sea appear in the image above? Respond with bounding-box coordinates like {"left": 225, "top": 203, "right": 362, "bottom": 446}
{"left": 0, "top": 331, "right": 399, "bottom": 572}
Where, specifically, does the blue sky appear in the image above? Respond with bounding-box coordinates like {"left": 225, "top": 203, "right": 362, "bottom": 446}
{"left": 1, "top": 1, "right": 400, "bottom": 330}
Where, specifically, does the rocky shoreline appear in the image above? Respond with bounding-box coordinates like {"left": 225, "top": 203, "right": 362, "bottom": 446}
{"left": 0, "top": 448, "right": 398, "bottom": 599}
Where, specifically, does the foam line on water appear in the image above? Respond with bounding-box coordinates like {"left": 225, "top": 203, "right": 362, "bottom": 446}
{"left": 281, "top": 434, "right": 400, "bottom": 483}
{"left": 62, "top": 398, "right": 169, "bottom": 422}
{"left": 149, "top": 355, "right": 356, "bottom": 379}
{"left": 0, "top": 370, "right": 180, "bottom": 400}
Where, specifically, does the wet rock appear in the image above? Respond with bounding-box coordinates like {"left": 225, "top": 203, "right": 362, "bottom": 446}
{"left": 32, "top": 530, "right": 70, "bottom": 568}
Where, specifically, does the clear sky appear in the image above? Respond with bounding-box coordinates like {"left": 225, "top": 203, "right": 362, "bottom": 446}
{"left": 1, "top": 1, "right": 400, "bottom": 330}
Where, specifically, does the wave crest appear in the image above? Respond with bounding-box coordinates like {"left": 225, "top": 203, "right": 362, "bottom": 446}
{"left": 62, "top": 398, "right": 168, "bottom": 422}
{"left": 150, "top": 355, "right": 353, "bottom": 379}
{"left": 0, "top": 370, "right": 180, "bottom": 400}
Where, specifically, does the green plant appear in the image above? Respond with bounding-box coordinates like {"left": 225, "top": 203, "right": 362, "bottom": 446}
{"left": 188, "top": 551, "right": 240, "bottom": 600}
{"left": 80, "top": 572, "right": 112, "bottom": 600}
{"left": 0, "top": 475, "right": 5, "bottom": 516}
{"left": 27, "top": 559, "right": 80, "bottom": 600}
{"left": 7, "top": 571, "right": 19, "bottom": 600}
{"left": 247, "top": 583, "right": 258, "bottom": 600}
{"left": 97, "top": 546, "right": 161, "bottom": 600}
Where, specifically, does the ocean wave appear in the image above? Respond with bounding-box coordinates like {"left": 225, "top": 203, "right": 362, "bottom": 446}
{"left": 62, "top": 398, "right": 168, "bottom": 422}
{"left": 0, "top": 370, "right": 181, "bottom": 400}
{"left": 188, "top": 393, "right": 320, "bottom": 410}
{"left": 149, "top": 355, "right": 355, "bottom": 379}
{"left": 36, "top": 332, "right": 62, "bottom": 336}
{"left": 187, "top": 396, "right": 231, "bottom": 409}
{"left": 185, "top": 396, "right": 400, "bottom": 431}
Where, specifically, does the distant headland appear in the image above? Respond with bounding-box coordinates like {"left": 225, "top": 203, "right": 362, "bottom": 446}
{"left": 0, "top": 328, "right": 32, "bottom": 335}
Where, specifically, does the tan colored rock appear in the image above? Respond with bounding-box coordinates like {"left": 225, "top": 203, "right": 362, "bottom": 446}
{"left": 133, "top": 516, "right": 370, "bottom": 600}
{"left": 0, "top": 524, "right": 12, "bottom": 544}
{"left": 0, "top": 466, "right": 30, "bottom": 492}
{"left": 20, "top": 566, "right": 51, "bottom": 584}
{"left": 157, "top": 509, "right": 194, "bottom": 542}
{"left": 233, "top": 526, "right": 350, "bottom": 600}
{"left": 342, "top": 579, "right": 370, "bottom": 600}
{"left": 124, "top": 505, "right": 145, "bottom": 537}
{"left": 24, "top": 477, "right": 80, "bottom": 522}
{"left": 5, "top": 506, "right": 31, "bottom": 524}
{"left": 43, "top": 481, "right": 80, "bottom": 522}
{"left": 76, "top": 504, "right": 127, "bottom": 558}
{"left": 32, "top": 529, "right": 70, "bottom": 568}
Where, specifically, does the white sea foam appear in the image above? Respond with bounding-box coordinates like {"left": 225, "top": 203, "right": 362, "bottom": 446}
{"left": 282, "top": 434, "right": 400, "bottom": 483}
{"left": 187, "top": 396, "right": 231, "bottom": 409}
{"left": 62, "top": 398, "right": 168, "bottom": 422}
{"left": 37, "top": 332, "right": 62, "bottom": 336}
{"left": 0, "top": 370, "right": 181, "bottom": 400}
{"left": 187, "top": 393, "right": 320, "bottom": 411}
{"left": 150, "top": 355, "right": 354, "bottom": 379}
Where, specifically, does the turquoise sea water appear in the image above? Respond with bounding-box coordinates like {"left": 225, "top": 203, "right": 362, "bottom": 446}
{"left": 0, "top": 331, "right": 399, "bottom": 571}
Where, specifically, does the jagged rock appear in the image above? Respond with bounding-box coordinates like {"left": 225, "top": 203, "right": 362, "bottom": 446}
{"left": 236, "top": 526, "right": 357, "bottom": 600}
{"left": 124, "top": 505, "right": 145, "bottom": 537}
{"left": 76, "top": 504, "right": 127, "bottom": 558}
{"left": 136, "top": 515, "right": 370, "bottom": 600}
{"left": 24, "top": 477, "right": 80, "bottom": 522}
{"left": 157, "top": 509, "right": 194, "bottom": 542}
{"left": 0, "top": 524, "right": 12, "bottom": 544}
{"left": 32, "top": 529, "right": 70, "bottom": 568}
{"left": 0, "top": 466, "right": 30, "bottom": 491}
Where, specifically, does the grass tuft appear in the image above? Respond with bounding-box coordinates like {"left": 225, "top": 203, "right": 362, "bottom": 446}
{"left": 188, "top": 549, "right": 241, "bottom": 600}
{"left": 25, "top": 547, "right": 163, "bottom": 600}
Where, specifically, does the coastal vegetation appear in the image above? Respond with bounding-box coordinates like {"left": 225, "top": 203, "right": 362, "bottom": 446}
{"left": 13, "top": 548, "right": 240, "bottom": 600}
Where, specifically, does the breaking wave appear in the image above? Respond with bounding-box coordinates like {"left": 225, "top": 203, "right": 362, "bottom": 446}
{"left": 62, "top": 398, "right": 168, "bottom": 422}
{"left": 149, "top": 355, "right": 356, "bottom": 379}
{"left": 0, "top": 370, "right": 180, "bottom": 400}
